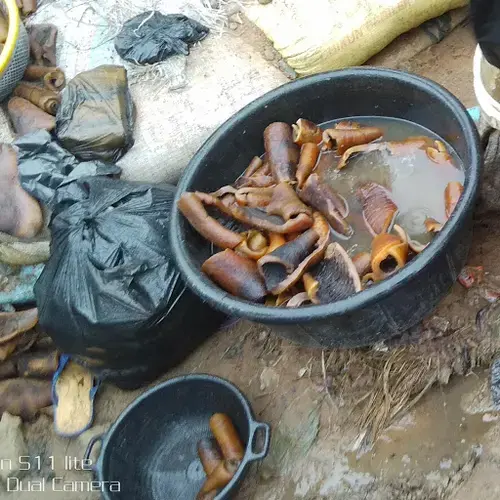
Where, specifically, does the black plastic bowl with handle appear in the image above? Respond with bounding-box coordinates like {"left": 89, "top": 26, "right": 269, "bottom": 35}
{"left": 169, "top": 68, "right": 482, "bottom": 348}
{"left": 84, "top": 375, "right": 270, "bottom": 500}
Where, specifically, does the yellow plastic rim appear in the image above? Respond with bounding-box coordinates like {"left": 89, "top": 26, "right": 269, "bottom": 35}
{"left": 0, "top": 0, "right": 20, "bottom": 74}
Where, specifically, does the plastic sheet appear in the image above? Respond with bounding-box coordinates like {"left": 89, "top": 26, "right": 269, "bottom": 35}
{"left": 14, "top": 130, "right": 120, "bottom": 209}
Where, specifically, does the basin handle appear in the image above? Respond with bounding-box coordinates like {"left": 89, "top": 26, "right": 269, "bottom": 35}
{"left": 83, "top": 433, "right": 105, "bottom": 472}
{"left": 247, "top": 420, "right": 271, "bottom": 461}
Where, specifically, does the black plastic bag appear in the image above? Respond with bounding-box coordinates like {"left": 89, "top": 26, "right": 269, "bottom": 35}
{"left": 491, "top": 358, "right": 500, "bottom": 410}
{"left": 56, "top": 65, "right": 135, "bottom": 163}
{"left": 34, "top": 177, "right": 224, "bottom": 389}
{"left": 471, "top": 0, "right": 500, "bottom": 69}
{"left": 114, "top": 11, "right": 209, "bottom": 65}
{"left": 15, "top": 130, "right": 121, "bottom": 209}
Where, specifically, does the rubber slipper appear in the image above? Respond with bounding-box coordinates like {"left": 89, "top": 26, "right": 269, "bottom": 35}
{"left": 52, "top": 355, "right": 100, "bottom": 438}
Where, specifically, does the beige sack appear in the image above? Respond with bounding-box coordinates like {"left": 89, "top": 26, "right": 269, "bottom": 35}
{"left": 16, "top": 0, "right": 288, "bottom": 184}
{"left": 120, "top": 33, "right": 288, "bottom": 184}
{"left": 245, "top": 0, "right": 469, "bottom": 77}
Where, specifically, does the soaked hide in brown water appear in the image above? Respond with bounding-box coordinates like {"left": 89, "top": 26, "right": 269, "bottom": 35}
{"left": 258, "top": 229, "right": 319, "bottom": 293}
{"left": 177, "top": 192, "right": 243, "bottom": 249}
{"left": 234, "top": 175, "right": 275, "bottom": 188}
{"left": 202, "top": 249, "right": 266, "bottom": 302}
{"left": 194, "top": 191, "right": 313, "bottom": 234}
{"left": 307, "top": 243, "right": 361, "bottom": 303}
{"left": 298, "top": 173, "right": 352, "bottom": 237}
{"left": 296, "top": 143, "right": 320, "bottom": 188}
{"left": 264, "top": 122, "right": 300, "bottom": 183}
{"left": 292, "top": 118, "right": 322, "bottom": 146}
{"left": 357, "top": 182, "right": 398, "bottom": 236}
{"left": 322, "top": 125, "right": 383, "bottom": 155}
{"left": 444, "top": 181, "right": 464, "bottom": 219}
{"left": 266, "top": 182, "right": 311, "bottom": 220}
{"left": 258, "top": 213, "right": 330, "bottom": 295}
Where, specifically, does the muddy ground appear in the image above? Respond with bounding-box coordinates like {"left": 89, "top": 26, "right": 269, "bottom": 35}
{"left": 2, "top": 18, "right": 500, "bottom": 500}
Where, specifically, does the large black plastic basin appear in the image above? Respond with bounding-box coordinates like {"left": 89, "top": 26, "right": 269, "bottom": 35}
{"left": 169, "top": 68, "right": 482, "bottom": 348}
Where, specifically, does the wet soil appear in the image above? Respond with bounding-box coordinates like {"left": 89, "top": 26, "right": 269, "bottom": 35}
{"left": 347, "top": 373, "right": 493, "bottom": 480}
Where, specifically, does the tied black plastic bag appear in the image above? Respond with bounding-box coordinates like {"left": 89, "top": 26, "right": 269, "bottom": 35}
{"left": 15, "top": 130, "right": 121, "bottom": 208}
{"left": 34, "top": 177, "right": 225, "bottom": 389}
{"left": 114, "top": 11, "right": 209, "bottom": 65}
{"left": 56, "top": 65, "right": 135, "bottom": 163}
{"left": 471, "top": 0, "right": 500, "bottom": 69}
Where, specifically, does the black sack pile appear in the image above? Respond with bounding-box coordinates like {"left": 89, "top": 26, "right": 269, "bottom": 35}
{"left": 114, "top": 12, "right": 209, "bottom": 65}
{"left": 34, "top": 177, "right": 225, "bottom": 389}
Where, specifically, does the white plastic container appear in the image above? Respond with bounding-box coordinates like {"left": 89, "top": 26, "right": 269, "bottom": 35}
{"left": 474, "top": 45, "right": 500, "bottom": 130}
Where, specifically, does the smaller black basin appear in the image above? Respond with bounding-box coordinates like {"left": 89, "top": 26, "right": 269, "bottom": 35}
{"left": 85, "top": 375, "right": 270, "bottom": 499}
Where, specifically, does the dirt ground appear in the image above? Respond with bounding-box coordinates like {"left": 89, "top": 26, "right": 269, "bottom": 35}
{"left": 374, "top": 20, "right": 477, "bottom": 109}
{"left": 3, "top": 18, "right": 500, "bottom": 500}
